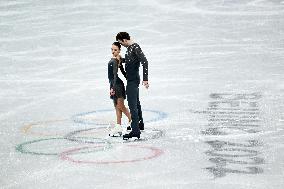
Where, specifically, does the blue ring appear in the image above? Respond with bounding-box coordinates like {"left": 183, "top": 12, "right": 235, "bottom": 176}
{"left": 72, "top": 109, "right": 167, "bottom": 126}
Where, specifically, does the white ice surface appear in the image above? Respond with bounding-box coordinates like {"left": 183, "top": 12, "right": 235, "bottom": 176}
{"left": 1, "top": 0, "right": 284, "bottom": 189}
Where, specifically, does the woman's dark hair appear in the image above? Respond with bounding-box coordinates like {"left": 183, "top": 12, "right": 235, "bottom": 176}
{"left": 116, "top": 32, "right": 130, "bottom": 41}
{"left": 112, "top": 41, "right": 121, "bottom": 49}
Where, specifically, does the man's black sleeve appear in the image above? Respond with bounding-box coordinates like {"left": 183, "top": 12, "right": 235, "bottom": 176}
{"left": 134, "top": 44, "right": 148, "bottom": 81}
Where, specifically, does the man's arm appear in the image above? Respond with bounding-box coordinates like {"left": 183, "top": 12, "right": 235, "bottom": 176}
{"left": 119, "top": 63, "right": 127, "bottom": 79}
{"left": 134, "top": 44, "right": 149, "bottom": 83}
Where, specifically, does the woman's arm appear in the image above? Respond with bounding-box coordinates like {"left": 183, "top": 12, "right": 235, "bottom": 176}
{"left": 108, "top": 62, "right": 114, "bottom": 89}
{"left": 112, "top": 59, "right": 119, "bottom": 89}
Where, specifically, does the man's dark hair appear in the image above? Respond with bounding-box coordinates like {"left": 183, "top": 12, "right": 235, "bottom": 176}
{"left": 112, "top": 41, "right": 121, "bottom": 49}
{"left": 116, "top": 32, "right": 130, "bottom": 41}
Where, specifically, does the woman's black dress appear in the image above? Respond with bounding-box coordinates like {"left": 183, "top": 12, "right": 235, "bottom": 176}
{"left": 108, "top": 58, "right": 127, "bottom": 104}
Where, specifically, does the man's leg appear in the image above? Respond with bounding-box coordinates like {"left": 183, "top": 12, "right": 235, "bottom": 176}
{"left": 136, "top": 88, "right": 144, "bottom": 130}
{"left": 126, "top": 81, "right": 140, "bottom": 135}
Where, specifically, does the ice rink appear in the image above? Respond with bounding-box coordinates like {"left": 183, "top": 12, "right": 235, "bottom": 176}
{"left": 1, "top": 0, "right": 284, "bottom": 188}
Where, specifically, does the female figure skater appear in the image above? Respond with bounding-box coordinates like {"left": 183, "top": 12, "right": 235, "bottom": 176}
{"left": 108, "top": 41, "right": 131, "bottom": 136}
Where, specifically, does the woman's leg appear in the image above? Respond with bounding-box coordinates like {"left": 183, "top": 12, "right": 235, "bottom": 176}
{"left": 109, "top": 100, "right": 123, "bottom": 137}
{"left": 114, "top": 101, "right": 122, "bottom": 125}
{"left": 116, "top": 98, "right": 132, "bottom": 123}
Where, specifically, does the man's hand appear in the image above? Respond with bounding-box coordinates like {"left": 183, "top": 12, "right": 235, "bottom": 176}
{"left": 110, "top": 88, "right": 115, "bottom": 96}
{"left": 142, "top": 81, "right": 149, "bottom": 89}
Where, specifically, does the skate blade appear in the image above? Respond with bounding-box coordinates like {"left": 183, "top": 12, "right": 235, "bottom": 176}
{"left": 109, "top": 132, "right": 122, "bottom": 137}
{"left": 123, "top": 138, "right": 143, "bottom": 143}
{"left": 123, "top": 136, "right": 141, "bottom": 141}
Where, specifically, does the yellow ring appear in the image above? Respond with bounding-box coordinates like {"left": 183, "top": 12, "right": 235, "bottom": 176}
{"left": 21, "top": 119, "right": 70, "bottom": 137}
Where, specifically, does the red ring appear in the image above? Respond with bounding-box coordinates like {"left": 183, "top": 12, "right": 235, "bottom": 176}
{"left": 59, "top": 145, "right": 163, "bottom": 164}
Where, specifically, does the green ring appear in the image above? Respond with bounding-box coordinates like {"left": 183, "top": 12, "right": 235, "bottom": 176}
{"left": 15, "top": 137, "right": 112, "bottom": 156}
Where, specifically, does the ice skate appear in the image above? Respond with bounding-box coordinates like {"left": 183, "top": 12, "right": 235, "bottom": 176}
{"left": 139, "top": 121, "right": 144, "bottom": 131}
{"left": 109, "top": 124, "right": 123, "bottom": 137}
{"left": 127, "top": 121, "right": 144, "bottom": 131}
{"left": 123, "top": 131, "right": 141, "bottom": 140}
{"left": 126, "top": 121, "right": 132, "bottom": 131}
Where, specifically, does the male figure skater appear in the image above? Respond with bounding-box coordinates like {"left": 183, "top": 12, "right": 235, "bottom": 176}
{"left": 116, "top": 32, "right": 149, "bottom": 139}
